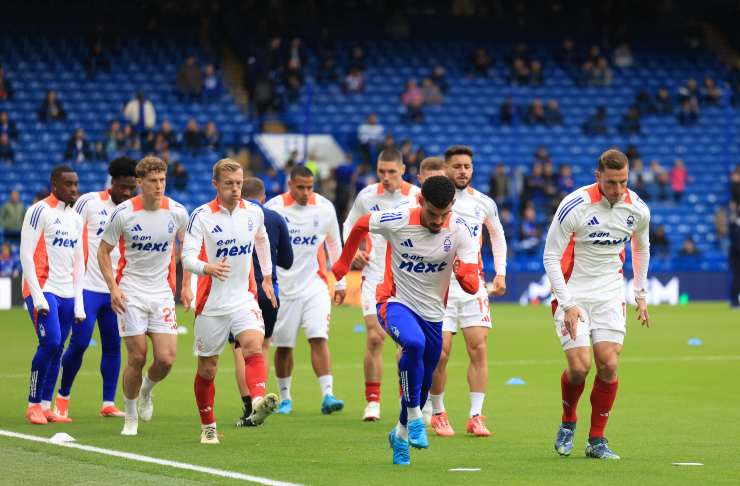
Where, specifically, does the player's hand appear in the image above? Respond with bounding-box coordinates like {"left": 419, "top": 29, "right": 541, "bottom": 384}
{"left": 635, "top": 297, "right": 650, "bottom": 328}
{"left": 111, "top": 286, "right": 128, "bottom": 315}
{"left": 262, "top": 276, "right": 278, "bottom": 309}
{"left": 74, "top": 317, "right": 85, "bottom": 324}
{"left": 563, "top": 305, "right": 586, "bottom": 341}
{"left": 352, "top": 251, "right": 369, "bottom": 270}
{"left": 489, "top": 275, "right": 507, "bottom": 297}
{"left": 204, "top": 257, "right": 230, "bottom": 281}
{"left": 180, "top": 285, "right": 194, "bottom": 311}
{"left": 333, "top": 289, "right": 346, "bottom": 305}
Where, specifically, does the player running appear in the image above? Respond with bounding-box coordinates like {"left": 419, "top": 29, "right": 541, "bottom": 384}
{"left": 544, "top": 149, "right": 650, "bottom": 460}
{"left": 342, "top": 148, "right": 420, "bottom": 421}
{"left": 98, "top": 156, "right": 189, "bottom": 436}
{"left": 429, "top": 145, "right": 508, "bottom": 437}
{"left": 231, "top": 177, "right": 294, "bottom": 427}
{"left": 181, "top": 159, "right": 279, "bottom": 444}
{"left": 333, "top": 176, "right": 481, "bottom": 466}
{"left": 265, "top": 165, "right": 346, "bottom": 415}
{"left": 21, "top": 165, "right": 85, "bottom": 424}
{"left": 53, "top": 157, "right": 138, "bottom": 420}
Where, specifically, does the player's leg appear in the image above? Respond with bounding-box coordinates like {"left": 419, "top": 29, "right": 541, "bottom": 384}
{"left": 462, "top": 325, "right": 491, "bottom": 436}
{"left": 41, "top": 296, "right": 75, "bottom": 423}
{"left": 97, "top": 300, "right": 123, "bottom": 416}
{"left": 231, "top": 337, "right": 252, "bottom": 423}
{"left": 304, "top": 293, "right": 343, "bottom": 414}
{"left": 361, "top": 278, "right": 384, "bottom": 420}
{"left": 417, "top": 316, "right": 443, "bottom": 448}
{"left": 259, "top": 294, "right": 279, "bottom": 374}
{"left": 271, "top": 297, "right": 300, "bottom": 413}
{"left": 56, "top": 290, "right": 99, "bottom": 419}
{"left": 195, "top": 353, "right": 219, "bottom": 443}
{"left": 24, "top": 293, "right": 62, "bottom": 424}
{"left": 430, "top": 329, "right": 455, "bottom": 436}
{"left": 121, "top": 333, "right": 147, "bottom": 435}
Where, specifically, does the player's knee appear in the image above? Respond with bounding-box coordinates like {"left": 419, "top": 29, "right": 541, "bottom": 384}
{"left": 437, "top": 348, "right": 450, "bottom": 366}
{"left": 198, "top": 362, "right": 217, "bottom": 380}
{"left": 595, "top": 358, "right": 618, "bottom": 378}
{"left": 127, "top": 352, "right": 146, "bottom": 370}
{"left": 466, "top": 339, "right": 487, "bottom": 361}
{"left": 367, "top": 330, "right": 385, "bottom": 350}
{"left": 404, "top": 338, "right": 425, "bottom": 356}
{"left": 155, "top": 352, "right": 176, "bottom": 371}
{"left": 569, "top": 363, "right": 590, "bottom": 381}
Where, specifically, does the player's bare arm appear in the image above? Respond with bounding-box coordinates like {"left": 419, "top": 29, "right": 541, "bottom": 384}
{"left": 98, "top": 239, "right": 127, "bottom": 314}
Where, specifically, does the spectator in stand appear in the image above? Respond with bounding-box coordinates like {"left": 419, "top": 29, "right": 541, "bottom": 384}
{"left": 0, "top": 190, "right": 24, "bottom": 240}
{"left": 0, "top": 111, "right": 18, "bottom": 140}
{"left": 343, "top": 67, "right": 365, "bottom": 93}
{"left": 701, "top": 77, "right": 722, "bottom": 106}
{"left": 498, "top": 207, "right": 516, "bottom": 254}
{"left": 511, "top": 57, "right": 530, "bottom": 85}
{"left": 634, "top": 90, "right": 656, "bottom": 116}
{"left": 85, "top": 40, "right": 111, "bottom": 79}
{"left": 158, "top": 119, "right": 179, "bottom": 149}
{"left": 183, "top": 119, "right": 204, "bottom": 154}
{"left": 519, "top": 204, "right": 541, "bottom": 254}
{"left": 64, "top": 128, "right": 93, "bottom": 164}
{"left": 261, "top": 166, "right": 286, "bottom": 200}
{"left": 544, "top": 99, "right": 563, "bottom": 125}
{"left": 421, "top": 77, "right": 442, "bottom": 104}
{"left": 348, "top": 46, "right": 366, "bottom": 72}
{"left": 582, "top": 105, "right": 608, "bottom": 135}
{"left": 670, "top": 158, "right": 689, "bottom": 203}
{"left": 0, "top": 134, "right": 13, "bottom": 165}
{"left": 317, "top": 56, "right": 339, "bottom": 85}
{"left": 176, "top": 55, "right": 203, "bottom": 101}
{"left": 202, "top": 64, "right": 222, "bottom": 101}
{"left": 284, "top": 151, "right": 300, "bottom": 173}
{"left": 522, "top": 162, "right": 545, "bottom": 206}
{"left": 613, "top": 43, "right": 634, "bottom": 68}
{"left": 715, "top": 206, "right": 729, "bottom": 252}
{"left": 618, "top": 106, "right": 641, "bottom": 135}
{"left": 204, "top": 121, "right": 221, "bottom": 151}
{"left": 525, "top": 99, "right": 546, "bottom": 124}
{"left": 0, "top": 242, "right": 19, "bottom": 278}
{"left": 556, "top": 164, "right": 575, "bottom": 198}
{"left": 533, "top": 145, "right": 552, "bottom": 164}
{"left": 650, "top": 225, "right": 670, "bottom": 258}
{"left": 37, "top": 90, "right": 67, "bottom": 122}
{"left": 333, "top": 156, "right": 357, "bottom": 223}
{"left": 630, "top": 158, "right": 650, "bottom": 200}
{"left": 655, "top": 87, "right": 673, "bottom": 115}
{"left": 283, "top": 58, "right": 304, "bottom": 103}
{"left": 558, "top": 38, "right": 579, "bottom": 77}
{"left": 488, "top": 163, "right": 509, "bottom": 205}
{"left": 679, "top": 236, "right": 701, "bottom": 257}
{"left": 500, "top": 96, "right": 515, "bottom": 124}
{"left": 530, "top": 59, "right": 544, "bottom": 86}
{"left": 677, "top": 98, "right": 699, "bottom": 125}
{"left": 587, "top": 45, "right": 601, "bottom": 64}
{"left": 678, "top": 78, "right": 700, "bottom": 104}
{"left": 577, "top": 60, "right": 594, "bottom": 86}
{"left": 120, "top": 123, "right": 141, "bottom": 152}
{"left": 285, "top": 37, "right": 308, "bottom": 71}
{"left": 591, "top": 57, "right": 613, "bottom": 86}
{"left": 651, "top": 160, "right": 670, "bottom": 201}
{"left": 430, "top": 65, "right": 449, "bottom": 94}
{"left": 401, "top": 79, "right": 424, "bottom": 123}
{"left": 731, "top": 166, "right": 740, "bottom": 204}
{"left": 470, "top": 47, "right": 492, "bottom": 77}
{"left": 382, "top": 133, "right": 396, "bottom": 152}
{"left": 357, "top": 113, "right": 385, "bottom": 164}
{"left": 729, "top": 59, "right": 740, "bottom": 107}
{"left": 0, "top": 64, "right": 13, "bottom": 101}
{"left": 93, "top": 141, "right": 107, "bottom": 162}
{"left": 123, "top": 91, "right": 156, "bottom": 132}
{"left": 103, "top": 121, "right": 121, "bottom": 157}
{"left": 542, "top": 160, "right": 558, "bottom": 211}
{"left": 170, "top": 162, "right": 189, "bottom": 192}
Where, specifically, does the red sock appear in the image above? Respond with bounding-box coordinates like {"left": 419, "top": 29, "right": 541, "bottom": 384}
{"left": 589, "top": 377, "right": 618, "bottom": 438}
{"left": 194, "top": 374, "right": 215, "bottom": 425}
{"left": 244, "top": 352, "right": 267, "bottom": 400}
{"left": 365, "top": 381, "right": 381, "bottom": 403}
{"left": 561, "top": 370, "right": 585, "bottom": 423}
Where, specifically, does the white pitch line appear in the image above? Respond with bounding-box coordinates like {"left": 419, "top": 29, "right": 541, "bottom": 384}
{"left": 0, "top": 429, "right": 302, "bottom": 486}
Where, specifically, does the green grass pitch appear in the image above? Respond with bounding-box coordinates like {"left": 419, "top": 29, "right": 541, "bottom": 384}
{"left": 0, "top": 302, "right": 738, "bottom": 485}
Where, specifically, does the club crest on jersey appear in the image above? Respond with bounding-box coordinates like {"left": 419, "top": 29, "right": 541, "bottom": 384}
{"left": 474, "top": 206, "right": 482, "bottom": 218}
{"left": 247, "top": 218, "right": 254, "bottom": 231}
{"left": 443, "top": 237, "right": 452, "bottom": 252}
{"left": 626, "top": 215, "right": 635, "bottom": 228}
{"left": 168, "top": 220, "right": 175, "bottom": 234}
{"left": 313, "top": 215, "right": 319, "bottom": 228}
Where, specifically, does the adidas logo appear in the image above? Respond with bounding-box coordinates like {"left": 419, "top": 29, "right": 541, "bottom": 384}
{"left": 400, "top": 238, "right": 414, "bottom": 248}
{"left": 131, "top": 224, "right": 143, "bottom": 232}
{"left": 211, "top": 225, "right": 223, "bottom": 234}
{"left": 587, "top": 216, "right": 600, "bottom": 226}
{"left": 369, "top": 204, "right": 380, "bottom": 212}
{"left": 96, "top": 228, "right": 104, "bottom": 236}
{"left": 99, "top": 209, "right": 108, "bottom": 216}
{"left": 53, "top": 218, "right": 62, "bottom": 225}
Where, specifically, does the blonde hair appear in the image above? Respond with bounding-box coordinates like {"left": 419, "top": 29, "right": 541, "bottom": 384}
{"left": 212, "top": 158, "right": 243, "bottom": 181}
{"left": 135, "top": 156, "right": 168, "bottom": 178}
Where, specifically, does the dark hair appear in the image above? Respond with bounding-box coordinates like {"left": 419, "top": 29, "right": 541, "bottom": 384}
{"left": 421, "top": 175, "right": 455, "bottom": 209}
{"left": 444, "top": 145, "right": 474, "bottom": 162}
{"left": 290, "top": 164, "right": 314, "bottom": 180}
{"left": 242, "top": 177, "right": 266, "bottom": 199}
{"left": 108, "top": 156, "right": 137, "bottom": 179}
{"left": 378, "top": 148, "right": 403, "bottom": 165}
{"left": 51, "top": 164, "right": 75, "bottom": 182}
{"left": 598, "top": 149, "right": 628, "bottom": 171}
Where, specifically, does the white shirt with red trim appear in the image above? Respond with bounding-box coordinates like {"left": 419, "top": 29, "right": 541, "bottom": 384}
{"left": 20, "top": 194, "right": 85, "bottom": 316}
{"left": 101, "top": 195, "right": 188, "bottom": 297}
{"left": 370, "top": 207, "right": 480, "bottom": 322}
{"left": 182, "top": 198, "right": 272, "bottom": 316}
{"left": 447, "top": 186, "right": 507, "bottom": 300}
{"left": 543, "top": 183, "right": 650, "bottom": 310}
{"left": 343, "top": 182, "right": 420, "bottom": 281}
{"left": 265, "top": 192, "right": 346, "bottom": 300}
{"left": 75, "top": 190, "right": 119, "bottom": 293}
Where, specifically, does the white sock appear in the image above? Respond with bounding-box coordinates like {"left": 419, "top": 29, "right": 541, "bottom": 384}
{"left": 469, "top": 392, "right": 485, "bottom": 417}
{"left": 102, "top": 401, "right": 115, "bottom": 408}
{"left": 318, "top": 374, "right": 333, "bottom": 397}
{"left": 40, "top": 400, "right": 51, "bottom": 411}
{"left": 140, "top": 375, "right": 157, "bottom": 397}
{"left": 277, "top": 376, "right": 292, "bottom": 401}
{"left": 201, "top": 422, "right": 216, "bottom": 429}
{"left": 430, "top": 393, "right": 445, "bottom": 414}
{"left": 124, "top": 398, "right": 138, "bottom": 419}
{"left": 395, "top": 422, "right": 408, "bottom": 440}
{"left": 407, "top": 406, "right": 422, "bottom": 421}
{"left": 422, "top": 399, "right": 432, "bottom": 414}
{"left": 28, "top": 402, "right": 38, "bottom": 408}
{"left": 56, "top": 393, "right": 69, "bottom": 401}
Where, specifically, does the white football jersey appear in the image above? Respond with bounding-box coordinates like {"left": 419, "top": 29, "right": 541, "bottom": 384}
{"left": 370, "top": 207, "right": 480, "bottom": 322}
{"left": 101, "top": 195, "right": 189, "bottom": 297}
{"left": 265, "top": 192, "right": 346, "bottom": 300}
{"left": 543, "top": 183, "right": 650, "bottom": 310}
{"left": 75, "top": 190, "right": 119, "bottom": 293}
{"left": 343, "top": 182, "right": 420, "bottom": 280}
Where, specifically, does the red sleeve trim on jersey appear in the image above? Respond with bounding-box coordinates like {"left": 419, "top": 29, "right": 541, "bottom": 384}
{"left": 454, "top": 262, "right": 480, "bottom": 294}
{"left": 331, "top": 213, "right": 370, "bottom": 280}
{"left": 115, "top": 236, "right": 126, "bottom": 284}
{"left": 22, "top": 234, "right": 48, "bottom": 299}
{"left": 82, "top": 224, "right": 89, "bottom": 267}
